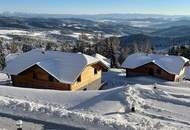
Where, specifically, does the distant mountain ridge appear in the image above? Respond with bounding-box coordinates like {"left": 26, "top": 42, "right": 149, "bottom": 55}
{"left": 119, "top": 34, "right": 190, "bottom": 50}
{"left": 1, "top": 15, "right": 190, "bottom": 51}
{"left": 1, "top": 12, "right": 189, "bottom": 20}
{"left": 151, "top": 25, "right": 190, "bottom": 38}
{"left": 0, "top": 16, "right": 147, "bottom": 35}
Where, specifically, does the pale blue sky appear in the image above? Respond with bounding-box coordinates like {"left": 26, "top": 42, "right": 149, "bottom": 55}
{"left": 0, "top": 0, "right": 189, "bottom": 15}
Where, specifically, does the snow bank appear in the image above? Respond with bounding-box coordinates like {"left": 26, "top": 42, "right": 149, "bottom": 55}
{"left": 0, "top": 86, "right": 139, "bottom": 130}
{"left": 0, "top": 84, "right": 183, "bottom": 129}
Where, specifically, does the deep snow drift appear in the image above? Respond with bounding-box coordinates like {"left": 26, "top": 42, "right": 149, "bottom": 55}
{"left": 0, "top": 70, "right": 190, "bottom": 130}
{"left": 0, "top": 84, "right": 190, "bottom": 129}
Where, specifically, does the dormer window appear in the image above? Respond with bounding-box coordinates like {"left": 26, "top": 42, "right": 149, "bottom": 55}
{"left": 94, "top": 68, "right": 98, "bottom": 75}
{"left": 77, "top": 75, "right": 81, "bottom": 82}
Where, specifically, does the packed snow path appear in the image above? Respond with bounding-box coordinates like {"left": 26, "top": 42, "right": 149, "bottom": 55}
{"left": 0, "top": 113, "right": 84, "bottom": 130}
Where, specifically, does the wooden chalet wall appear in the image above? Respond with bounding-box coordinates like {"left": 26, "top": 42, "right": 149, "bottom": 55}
{"left": 71, "top": 64, "right": 102, "bottom": 91}
{"left": 11, "top": 65, "right": 71, "bottom": 90}
{"left": 11, "top": 63, "right": 103, "bottom": 91}
{"left": 126, "top": 62, "right": 177, "bottom": 81}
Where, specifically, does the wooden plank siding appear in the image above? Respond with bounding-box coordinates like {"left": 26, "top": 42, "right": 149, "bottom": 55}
{"left": 126, "top": 62, "right": 178, "bottom": 81}
{"left": 71, "top": 64, "right": 102, "bottom": 91}
{"left": 11, "top": 65, "right": 71, "bottom": 90}
{"left": 11, "top": 63, "right": 103, "bottom": 91}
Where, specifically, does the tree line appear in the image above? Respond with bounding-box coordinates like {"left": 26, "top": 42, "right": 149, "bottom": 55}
{"left": 0, "top": 36, "right": 154, "bottom": 70}
{"left": 168, "top": 45, "right": 190, "bottom": 59}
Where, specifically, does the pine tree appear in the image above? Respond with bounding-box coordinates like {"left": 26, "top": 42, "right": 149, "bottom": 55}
{"left": 97, "top": 36, "right": 121, "bottom": 68}
{"left": 133, "top": 43, "right": 139, "bottom": 53}
{"left": 22, "top": 44, "right": 32, "bottom": 52}
{"left": 0, "top": 40, "right": 5, "bottom": 70}
{"left": 10, "top": 43, "right": 18, "bottom": 53}
{"left": 45, "top": 42, "right": 54, "bottom": 51}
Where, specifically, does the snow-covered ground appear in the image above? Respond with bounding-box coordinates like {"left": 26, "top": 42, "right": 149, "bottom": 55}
{"left": 103, "top": 68, "right": 190, "bottom": 88}
{"left": 0, "top": 30, "right": 28, "bottom": 35}
{"left": 129, "top": 21, "right": 152, "bottom": 27}
{"left": 0, "top": 69, "right": 190, "bottom": 130}
{"left": 0, "top": 114, "right": 43, "bottom": 130}
{"left": 0, "top": 35, "right": 12, "bottom": 40}
{"left": 66, "top": 32, "right": 93, "bottom": 40}
{"left": 0, "top": 29, "right": 61, "bottom": 40}
{"left": 0, "top": 113, "right": 85, "bottom": 130}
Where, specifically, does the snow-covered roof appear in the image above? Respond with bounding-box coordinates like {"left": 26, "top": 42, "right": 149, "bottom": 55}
{"left": 92, "top": 53, "right": 111, "bottom": 68}
{"left": 4, "top": 49, "right": 105, "bottom": 84}
{"left": 121, "top": 53, "right": 189, "bottom": 75}
{"left": 5, "top": 53, "right": 21, "bottom": 63}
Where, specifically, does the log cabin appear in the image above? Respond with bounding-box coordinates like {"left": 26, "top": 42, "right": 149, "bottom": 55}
{"left": 4, "top": 49, "right": 108, "bottom": 91}
{"left": 121, "top": 53, "right": 190, "bottom": 81}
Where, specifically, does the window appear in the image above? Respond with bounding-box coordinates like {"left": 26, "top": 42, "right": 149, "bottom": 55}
{"left": 77, "top": 75, "right": 81, "bottom": 82}
{"left": 33, "top": 72, "right": 37, "bottom": 80}
{"left": 49, "top": 75, "right": 54, "bottom": 82}
{"left": 156, "top": 69, "right": 161, "bottom": 75}
{"left": 94, "top": 68, "right": 98, "bottom": 75}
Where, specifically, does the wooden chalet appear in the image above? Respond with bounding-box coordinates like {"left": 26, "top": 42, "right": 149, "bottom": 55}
{"left": 122, "top": 53, "right": 189, "bottom": 81}
{"left": 4, "top": 49, "right": 108, "bottom": 91}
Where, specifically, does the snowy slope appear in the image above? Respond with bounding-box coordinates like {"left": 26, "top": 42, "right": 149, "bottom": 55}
{"left": 133, "top": 84, "right": 190, "bottom": 127}
{"left": 0, "top": 86, "right": 136, "bottom": 130}
{"left": 0, "top": 84, "right": 190, "bottom": 129}
{"left": 0, "top": 70, "right": 190, "bottom": 130}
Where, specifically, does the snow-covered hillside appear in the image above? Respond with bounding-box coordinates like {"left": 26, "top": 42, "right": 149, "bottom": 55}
{"left": 0, "top": 70, "right": 190, "bottom": 130}
{"left": 0, "top": 29, "right": 61, "bottom": 40}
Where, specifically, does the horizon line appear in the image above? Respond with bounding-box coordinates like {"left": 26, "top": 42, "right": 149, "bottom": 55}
{"left": 1, "top": 11, "right": 190, "bottom": 17}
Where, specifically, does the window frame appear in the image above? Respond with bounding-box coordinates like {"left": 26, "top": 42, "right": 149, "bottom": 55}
{"left": 94, "top": 68, "right": 98, "bottom": 75}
